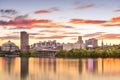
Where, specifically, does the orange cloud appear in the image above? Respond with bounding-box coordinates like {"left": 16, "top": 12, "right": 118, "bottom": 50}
{"left": 101, "top": 34, "right": 120, "bottom": 40}
{"left": 69, "top": 16, "right": 120, "bottom": 27}
{"left": 70, "top": 19, "right": 106, "bottom": 24}
{"left": 35, "top": 10, "right": 51, "bottom": 14}
{"left": 0, "top": 19, "right": 51, "bottom": 27}
{"left": 111, "top": 16, "right": 120, "bottom": 22}
{"left": 83, "top": 32, "right": 105, "bottom": 38}
{"left": 35, "top": 7, "right": 60, "bottom": 14}
{"left": 83, "top": 33, "right": 120, "bottom": 40}
{"left": 0, "top": 18, "right": 74, "bottom": 29}
{"left": 102, "top": 16, "right": 120, "bottom": 26}
{"left": 70, "top": 38, "right": 77, "bottom": 40}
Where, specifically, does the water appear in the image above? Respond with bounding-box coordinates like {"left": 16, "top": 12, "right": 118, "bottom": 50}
{"left": 0, "top": 57, "right": 120, "bottom": 80}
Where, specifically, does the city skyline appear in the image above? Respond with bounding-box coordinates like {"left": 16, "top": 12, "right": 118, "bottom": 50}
{"left": 0, "top": 0, "right": 120, "bottom": 46}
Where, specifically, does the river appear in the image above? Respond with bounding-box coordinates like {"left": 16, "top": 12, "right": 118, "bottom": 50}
{"left": 0, "top": 57, "right": 120, "bottom": 80}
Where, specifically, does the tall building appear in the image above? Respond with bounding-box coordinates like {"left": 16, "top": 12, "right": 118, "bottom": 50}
{"left": 77, "top": 36, "right": 84, "bottom": 48}
{"left": 85, "top": 38, "right": 98, "bottom": 49}
{"left": 77, "top": 36, "right": 83, "bottom": 44}
{"left": 20, "top": 31, "right": 29, "bottom": 51}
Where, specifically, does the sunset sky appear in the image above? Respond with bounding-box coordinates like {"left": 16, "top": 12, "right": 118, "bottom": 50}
{"left": 0, "top": 0, "right": 120, "bottom": 46}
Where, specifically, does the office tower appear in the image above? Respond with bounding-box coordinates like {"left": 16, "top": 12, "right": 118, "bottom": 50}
{"left": 85, "top": 38, "right": 98, "bottom": 48}
{"left": 77, "top": 36, "right": 83, "bottom": 44}
{"left": 20, "top": 31, "right": 29, "bottom": 51}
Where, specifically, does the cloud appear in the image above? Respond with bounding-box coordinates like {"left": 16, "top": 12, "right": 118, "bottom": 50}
{"left": 35, "top": 10, "right": 51, "bottom": 14}
{"left": 49, "top": 7, "right": 60, "bottom": 11}
{"left": 69, "top": 16, "right": 120, "bottom": 27}
{"left": 75, "top": 4, "right": 94, "bottom": 9}
{"left": 5, "top": 26, "right": 31, "bottom": 30}
{"left": 0, "top": 36, "right": 19, "bottom": 40}
{"left": 73, "top": 1, "right": 81, "bottom": 5}
{"left": 34, "top": 35, "right": 76, "bottom": 39}
{"left": 70, "top": 38, "right": 77, "bottom": 40}
{"left": 83, "top": 33, "right": 120, "bottom": 40}
{"left": 0, "top": 9, "right": 18, "bottom": 19}
{"left": 0, "top": 16, "right": 75, "bottom": 29}
{"left": 83, "top": 32, "right": 105, "bottom": 38}
{"left": 0, "top": 15, "right": 13, "bottom": 19}
{"left": 0, "top": 9, "right": 18, "bottom": 15}
{"left": 34, "top": 7, "right": 60, "bottom": 14}
{"left": 70, "top": 19, "right": 106, "bottom": 24}
{"left": 114, "top": 9, "right": 120, "bottom": 12}
{"left": 100, "top": 34, "right": 120, "bottom": 40}
{"left": 14, "top": 14, "right": 28, "bottom": 20}
{"left": 40, "top": 29, "right": 65, "bottom": 33}
{"left": 39, "top": 29, "right": 79, "bottom": 35}
{"left": 102, "top": 16, "right": 120, "bottom": 26}
{"left": 0, "top": 18, "right": 52, "bottom": 27}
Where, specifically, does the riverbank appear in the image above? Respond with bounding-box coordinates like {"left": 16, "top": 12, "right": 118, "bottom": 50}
{"left": 55, "top": 48, "right": 120, "bottom": 58}
{"left": 0, "top": 47, "right": 120, "bottom": 58}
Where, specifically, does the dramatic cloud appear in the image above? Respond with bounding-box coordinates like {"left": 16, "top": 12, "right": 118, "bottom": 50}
{"left": 70, "top": 19, "right": 106, "bottom": 24}
{"left": 100, "top": 34, "right": 120, "bottom": 40}
{"left": 35, "top": 7, "right": 60, "bottom": 14}
{"left": 102, "top": 16, "right": 120, "bottom": 26}
{"left": 75, "top": 4, "right": 94, "bottom": 9}
{"left": 69, "top": 16, "right": 120, "bottom": 27}
{"left": 0, "top": 18, "right": 52, "bottom": 27}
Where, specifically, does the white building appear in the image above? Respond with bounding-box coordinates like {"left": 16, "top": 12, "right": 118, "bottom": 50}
{"left": 1, "top": 41, "right": 19, "bottom": 52}
{"left": 30, "top": 40, "right": 62, "bottom": 50}
{"left": 63, "top": 43, "right": 85, "bottom": 51}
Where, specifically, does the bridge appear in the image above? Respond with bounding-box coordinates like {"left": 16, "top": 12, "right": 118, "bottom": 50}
{"left": 34, "top": 49, "right": 58, "bottom": 57}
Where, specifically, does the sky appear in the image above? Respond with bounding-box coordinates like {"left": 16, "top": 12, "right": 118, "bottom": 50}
{"left": 0, "top": 0, "right": 120, "bottom": 46}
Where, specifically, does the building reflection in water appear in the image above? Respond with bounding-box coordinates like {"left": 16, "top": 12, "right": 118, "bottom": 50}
{"left": 1, "top": 58, "right": 120, "bottom": 80}
{"left": 21, "top": 58, "right": 29, "bottom": 80}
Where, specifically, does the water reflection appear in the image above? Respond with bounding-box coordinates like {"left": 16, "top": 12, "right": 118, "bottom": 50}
{"left": 0, "top": 58, "right": 120, "bottom": 80}
{"left": 21, "top": 58, "right": 29, "bottom": 80}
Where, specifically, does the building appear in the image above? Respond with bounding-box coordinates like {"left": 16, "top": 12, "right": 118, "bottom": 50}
{"left": 1, "top": 40, "right": 19, "bottom": 52}
{"left": 101, "top": 40, "right": 104, "bottom": 49}
{"left": 63, "top": 36, "right": 85, "bottom": 51}
{"left": 63, "top": 43, "right": 82, "bottom": 51}
{"left": 77, "top": 36, "right": 83, "bottom": 44}
{"left": 20, "top": 31, "right": 29, "bottom": 51}
{"left": 85, "top": 38, "right": 98, "bottom": 49}
{"left": 30, "top": 40, "right": 62, "bottom": 50}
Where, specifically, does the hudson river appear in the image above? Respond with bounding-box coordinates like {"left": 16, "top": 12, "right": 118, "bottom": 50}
{"left": 0, "top": 57, "right": 120, "bottom": 80}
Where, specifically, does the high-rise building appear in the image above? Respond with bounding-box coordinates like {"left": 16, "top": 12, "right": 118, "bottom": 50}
{"left": 85, "top": 38, "right": 98, "bottom": 48}
{"left": 77, "top": 36, "right": 83, "bottom": 44}
{"left": 20, "top": 31, "right": 29, "bottom": 51}
{"left": 77, "top": 36, "right": 84, "bottom": 48}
